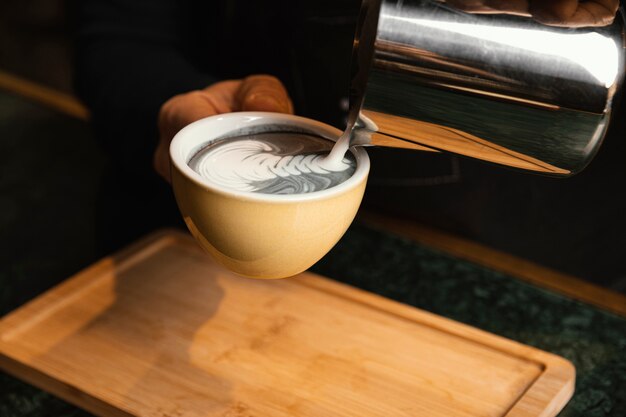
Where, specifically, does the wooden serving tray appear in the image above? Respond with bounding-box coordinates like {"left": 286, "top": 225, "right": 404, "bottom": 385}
{"left": 0, "top": 230, "right": 574, "bottom": 417}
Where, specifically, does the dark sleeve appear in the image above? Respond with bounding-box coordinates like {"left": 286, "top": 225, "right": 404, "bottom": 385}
{"left": 74, "top": 0, "right": 217, "bottom": 174}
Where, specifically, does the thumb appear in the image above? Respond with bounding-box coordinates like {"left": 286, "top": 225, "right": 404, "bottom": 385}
{"left": 237, "top": 74, "right": 294, "bottom": 114}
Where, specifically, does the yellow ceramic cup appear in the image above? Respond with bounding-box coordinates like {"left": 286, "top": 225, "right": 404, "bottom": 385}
{"left": 170, "top": 112, "right": 369, "bottom": 279}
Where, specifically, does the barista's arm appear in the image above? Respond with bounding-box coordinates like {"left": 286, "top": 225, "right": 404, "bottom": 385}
{"left": 445, "top": 0, "right": 620, "bottom": 27}
{"left": 75, "top": 0, "right": 216, "bottom": 132}
{"left": 75, "top": 0, "right": 292, "bottom": 181}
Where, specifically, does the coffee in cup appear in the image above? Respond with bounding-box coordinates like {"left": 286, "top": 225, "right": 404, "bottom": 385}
{"left": 188, "top": 132, "right": 357, "bottom": 195}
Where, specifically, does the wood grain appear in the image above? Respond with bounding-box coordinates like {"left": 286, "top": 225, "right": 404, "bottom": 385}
{"left": 0, "top": 230, "right": 574, "bottom": 417}
{"left": 360, "top": 211, "right": 626, "bottom": 317}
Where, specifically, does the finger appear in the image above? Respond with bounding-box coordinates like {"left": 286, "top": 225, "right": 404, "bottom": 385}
{"left": 568, "top": 0, "right": 619, "bottom": 26}
{"left": 159, "top": 82, "right": 240, "bottom": 137}
{"left": 236, "top": 74, "right": 294, "bottom": 114}
{"left": 176, "top": 80, "right": 241, "bottom": 125}
{"left": 155, "top": 79, "right": 243, "bottom": 182}
{"left": 529, "top": 0, "right": 579, "bottom": 24}
{"left": 201, "top": 79, "right": 242, "bottom": 113}
{"left": 444, "top": 0, "right": 493, "bottom": 12}
{"left": 484, "top": 0, "right": 529, "bottom": 15}
{"left": 444, "top": 0, "right": 530, "bottom": 15}
{"left": 530, "top": 0, "right": 618, "bottom": 26}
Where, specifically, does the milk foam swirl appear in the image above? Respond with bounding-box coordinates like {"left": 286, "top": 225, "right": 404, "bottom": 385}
{"left": 188, "top": 133, "right": 356, "bottom": 195}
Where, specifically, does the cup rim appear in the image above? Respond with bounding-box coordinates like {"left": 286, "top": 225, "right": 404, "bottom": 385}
{"left": 170, "top": 112, "right": 370, "bottom": 203}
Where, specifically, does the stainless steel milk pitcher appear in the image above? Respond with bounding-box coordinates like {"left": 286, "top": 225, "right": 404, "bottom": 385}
{"left": 348, "top": 0, "right": 625, "bottom": 175}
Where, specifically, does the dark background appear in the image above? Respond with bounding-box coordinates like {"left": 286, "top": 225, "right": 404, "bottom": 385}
{"left": 1, "top": 0, "right": 625, "bottom": 321}
{"left": 0, "top": 0, "right": 100, "bottom": 314}
{"left": 0, "top": 0, "right": 74, "bottom": 92}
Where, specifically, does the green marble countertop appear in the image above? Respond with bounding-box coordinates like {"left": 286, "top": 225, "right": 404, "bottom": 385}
{"left": 2, "top": 222, "right": 625, "bottom": 417}
{"left": 1, "top": 92, "right": 625, "bottom": 417}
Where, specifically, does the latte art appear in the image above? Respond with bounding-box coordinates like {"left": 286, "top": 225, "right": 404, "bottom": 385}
{"left": 188, "top": 133, "right": 356, "bottom": 195}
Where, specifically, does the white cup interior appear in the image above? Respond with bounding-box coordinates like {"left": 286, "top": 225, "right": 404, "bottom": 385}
{"left": 170, "top": 112, "right": 370, "bottom": 203}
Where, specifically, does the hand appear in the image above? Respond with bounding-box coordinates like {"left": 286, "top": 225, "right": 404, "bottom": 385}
{"left": 445, "top": 0, "right": 619, "bottom": 27}
{"left": 154, "top": 74, "right": 293, "bottom": 182}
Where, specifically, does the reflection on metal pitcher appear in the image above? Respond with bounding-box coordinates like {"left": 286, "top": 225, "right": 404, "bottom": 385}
{"left": 349, "top": 0, "right": 625, "bottom": 175}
